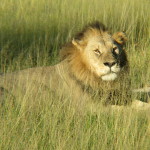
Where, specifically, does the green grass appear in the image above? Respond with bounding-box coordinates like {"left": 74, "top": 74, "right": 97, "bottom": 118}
{"left": 0, "top": 0, "right": 150, "bottom": 149}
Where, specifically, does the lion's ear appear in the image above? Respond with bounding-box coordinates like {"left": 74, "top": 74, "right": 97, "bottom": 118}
{"left": 112, "top": 32, "right": 127, "bottom": 45}
{"left": 72, "top": 38, "right": 84, "bottom": 50}
{"left": 72, "top": 38, "right": 80, "bottom": 46}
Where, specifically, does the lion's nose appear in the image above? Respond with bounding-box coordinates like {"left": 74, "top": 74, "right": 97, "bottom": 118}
{"left": 103, "top": 62, "right": 116, "bottom": 67}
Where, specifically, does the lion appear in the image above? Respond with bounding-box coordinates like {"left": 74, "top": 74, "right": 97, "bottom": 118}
{"left": 0, "top": 21, "right": 149, "bottom": 108}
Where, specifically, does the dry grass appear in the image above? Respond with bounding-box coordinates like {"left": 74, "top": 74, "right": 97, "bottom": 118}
{"left": 0, "top": 0, "right": 150, "bottom": 149}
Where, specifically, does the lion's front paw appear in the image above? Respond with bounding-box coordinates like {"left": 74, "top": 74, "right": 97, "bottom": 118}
{"left": 131, "top": 100, "right": 150, "bottom": 110}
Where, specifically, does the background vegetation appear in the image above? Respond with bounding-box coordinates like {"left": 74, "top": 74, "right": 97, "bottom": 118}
{"left": 0, "top": 0, "right": 150, "bottom": 149}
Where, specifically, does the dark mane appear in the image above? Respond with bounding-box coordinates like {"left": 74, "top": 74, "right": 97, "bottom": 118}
{"left": 74, "top": 21, "right": 107, "bottom": 40}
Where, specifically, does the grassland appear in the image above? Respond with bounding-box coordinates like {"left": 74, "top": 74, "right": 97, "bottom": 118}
{"left": 0, "top": 0, "right": 150, "bottom": 149}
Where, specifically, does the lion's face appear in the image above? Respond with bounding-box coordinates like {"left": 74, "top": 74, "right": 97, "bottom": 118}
{"left": 85, "top": 33, "right": 126, "bottom": 81}
{"left": 72, "top": 28, "right": 127, "bottom": 81}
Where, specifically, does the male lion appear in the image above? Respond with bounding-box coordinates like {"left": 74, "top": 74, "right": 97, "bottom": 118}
{"left": 0, "top": 21, "right": 148, "bottom": 108}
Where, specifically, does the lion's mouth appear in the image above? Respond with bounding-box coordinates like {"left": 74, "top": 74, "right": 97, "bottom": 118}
{"left": 101, "top": 72, "right": 117, "bottom": 81}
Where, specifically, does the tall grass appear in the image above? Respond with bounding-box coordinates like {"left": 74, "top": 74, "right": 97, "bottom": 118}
{"left": 0, "top": 0, "right": 150, "bottom": 149}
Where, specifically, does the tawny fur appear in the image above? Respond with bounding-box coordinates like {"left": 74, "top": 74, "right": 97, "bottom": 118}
{"left": 0, "top": 21, "right": 134, "bottom": 106}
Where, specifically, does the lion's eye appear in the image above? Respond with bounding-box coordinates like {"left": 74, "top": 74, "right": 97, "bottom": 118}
{"left": 113, "top": 47, "right": 119, "bottom": 54}
{"left": 94, "top": 49, "right": 101, "bottom": 55}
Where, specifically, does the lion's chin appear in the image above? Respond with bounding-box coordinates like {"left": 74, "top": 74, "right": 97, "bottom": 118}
{"left": 101, "top": 73, "right": 117, "bottom": 81}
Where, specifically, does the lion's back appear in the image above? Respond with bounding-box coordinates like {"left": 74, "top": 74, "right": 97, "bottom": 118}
{"left": 0, "top": 63, "right": 71, "bottom": 100}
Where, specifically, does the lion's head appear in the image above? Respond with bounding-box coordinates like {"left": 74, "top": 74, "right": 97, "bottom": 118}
{"left": 60, "top": 21, "right": 128, "bottom": 86}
